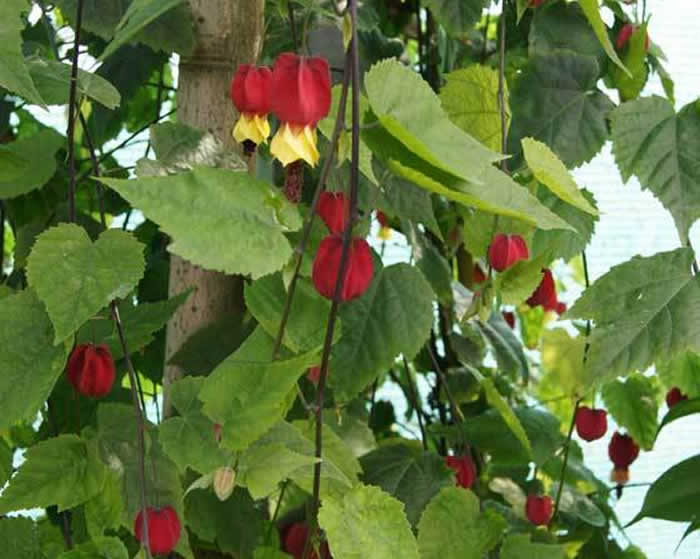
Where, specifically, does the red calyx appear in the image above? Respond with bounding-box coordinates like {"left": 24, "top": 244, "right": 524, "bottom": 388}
{"left": 666, "top": 387, "right": 688, "bottom": 408}
{"left": 575, "top": 406, "right": 608, "bottom": 442}
{"left": 134, "top": 506, "right": 181, "bottom": 555}
{"left": 608, "top": 431, "right": 640, "bottom": 470}
{"left": 488, "top": 234, "right": 529, "bottom": 272}
{"left": 271, "top": 53, "right": 331, "bottom": 127}
{"left": 312, "top": 236, "right": 373, "bottom": 301}
{"left": 283, "top": 523, "right": 331, "bottom": 559}
{"left": 376, "top": 211, "right": 390, "bottom": 228}
{"left": 525, "top": 495, "right": 553, "bottom": 526}
{"left": 445, "top": 455, "right": 476, "bottom": 489}
{"left": 473, "top": 263, "right": 487, "bottom": 285}
{"left": 66, "top": 343, "right": 116, "bottom": 398}
{"left": 318, "top": 191, "right": 348, "bottom": 234}
{"left": 616, "top": 23, "right": 650, "bottom": 51}
{"left": 230, "top": 64, "right": 273, "bottom": 116}
{"left": 502, "top": 311, "right": 516, "bottom": 329}
{"left": 527, "top": 269, "right": 565, "bottom": 314}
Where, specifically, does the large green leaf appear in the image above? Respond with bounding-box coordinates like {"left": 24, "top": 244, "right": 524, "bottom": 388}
{"left": 610, "top": 96, "right": 700, "bottom": 242}
{"left": 59, "top": 537, "right": 129, "bottom": 559}
{"left": 27, "top": 58, "right": 120, "bottom": 109}
{"left": 0, "top": 289, "right": 69, "bottom": 431}
{"left": 54, "top": 0, "right": 129, "bottom": 40}
{"left": 0, "top": 129, "right": 64, "bottom": 198}
{"left": 567, "top": 248, "right": 700, "bottom": 384}
{"left": 359, "top": 441, "right": 453, "bottom": 526}
{"left": 657, "top": 351, "right": 700, "bottom": 398}
{"left": 508, "top": 52, "right": 614, "bottom": 168}
{"left": 84, "top": 470, "right": 123, "bottom": 539}
{"left": 199, "top": 328, "right": 319, "bottom": 450}
{"left": 495, "top": 252, "right": 553, "bottom": 307}
{"left": 417, "top": 487, "right": 506, "bottom": 559}
{"left": 0, "top": 434, "right": 105, "bottom": 513}
{"left": 0, "top": 0, "right": 45, "bottom": 105}
{"left": 440, "top": 65, "right": 508, "bottom": 152}
{"left": 577, "top": 0, "right": 629, "bottom": 74}
{"left": 500, "top": 533, "right": 566, "bottom": 559}
{"left": 160, "top": 377, "right": 232, "bottom": 475}
{"left": 473, "top": 313, "right": 529, "bottom": 382}
{"left": 602, "top": 375, "right": 660, "bottom": 451}
{"left": 522, "top": 138, "right": 598, "bottom": 215}
{"left": 479, "top": 376, "right": 531, "bottom": 457}
{"left": 329, "top": 263, "right": 434, "bottom": 402}
{"left": 0, "top": 517, "right": 43, "bottom": 559}
{"left": 101, "top": 168, "right": 301, "bottom": 279}
{"left": 26, "top": 224, "right": 145, "bottom": 343}
{"left": 630, "top": 454, "right": 700, "bottom": 524}
{"left": 421, "top": 0, "right": 489, "bottom": 38}
{"left": 319, "top": 484, "right": 420, "bottom": 559}
{"left": 0, "top": 438, "right": 11, "bottom": 488}
{"left": 657, "top": 398, "right": 700, "bottom": 438}
{"left": 364, "top": 59, "right": 501, "bottom": 184}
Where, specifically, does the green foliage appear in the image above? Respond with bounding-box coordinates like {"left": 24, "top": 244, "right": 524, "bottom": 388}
{"left": 568, "top": 248, "right": 700, "bottom": 384}
{"left": 602, "top": 375, "right": 660, "bottom": 450}
{"left": 421, "top": 0, "right": 489, "bottom": 38}
{"left": 613, "top": 24, "right": 649, "bottom": 101}
{"left": 577, "top": 0, "right": 629, "bottom": 74}
{"left": 319, "top": 484, "right": 420, "bottom": 559}
{"left": 0, "top": 516, "right": 43, "bottom": 559}
{"left": 479, "top": 376, "right": 532, "bottom": 456}
{"left": 101, "top": 168, "right": 301, "bottom": 279}
{"left": 27, "top": 224, "right": 145, "bottom": 343}
{"left": 657, "top": 398, "right": 700, "bottom": 437}
{"left": 417, "top": 488, "right": 506, "bottom": 559}
{"left": 500, "top": 533, "right": 566, "bottom": 559}
{"left": 58, "top": 537, "right": 129, "bottom": 559}
{"left": 0, "top": 129, "right": 64, "bottom": 198}
{"left": 610, "top": 96, "right": 700, "bottom": 242}
{"left": 473, "top": 313, "right": 529, "bottom": 382}
{"left": 0, "top": 438, "right": 12, "bottom": 487}
{"left": 657, "top": 351, "right": 700, "bottom": 397}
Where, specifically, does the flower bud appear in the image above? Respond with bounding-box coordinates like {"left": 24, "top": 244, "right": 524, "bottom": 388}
{"left": 525, "top": 495, "right": 553, "bottom": 526}
{"left": 66, "top": 343, "right": 116, "bottom": 398}
{"left": 445, "top": 455, "right": 476, "bottom": 489}
{"left": 665, "top": 387, "right": 688, "bottom": 408}
{"left": 608, "top": 431, "right": 640, "bottom": 470}
{"left": 283, "top": 522, "right": 331, "bottom": 559}
{"left": 575, "top": 406, "right": 608, "bottom": 442}
{"left": 616, "top": 23, "right": 650, "bottom": 51}
{"left": 312, "top": 236, "right": 373, "bottom": 301}
{"left": 376, "top": 211, "right": 392, "bottom": 240}
{"left": 488, "top": 234, "right": 529, "bottom": 272}
{"left": 134, "top": 505, "right": 181, "bottom": 555}
{"left": 213, "top": 466, "right": 236, "bottom": 501}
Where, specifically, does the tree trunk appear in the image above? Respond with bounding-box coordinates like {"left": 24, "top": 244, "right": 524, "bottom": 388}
{"left": 163, "top": 0, "right": 265, "bottom": 417}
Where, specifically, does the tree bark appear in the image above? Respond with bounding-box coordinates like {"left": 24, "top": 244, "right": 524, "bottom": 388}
{"left": 163, "top": 0, "right": 265, "bottom": 417}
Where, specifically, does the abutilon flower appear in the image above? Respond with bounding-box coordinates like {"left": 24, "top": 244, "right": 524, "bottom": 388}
{"left": 488, "top": 234, "right": 529, "bottom": 272}
{"left": 282, "top": 523, "right": 331, "bottom": 559}
{"left": 616, "top": 23, "right": 650, "bottom": 51}
{"left": 445, "top": 455, "right": 476, "bottom": 489}
{"left": 270, "top": 52, "right": 331, "bottom": 168}
{"left": 665, "top": 387, "right": 688, "bottom": 408}
{"left": 575, "top": 406, "right": 608, "bottom": 442}
{"left": 230, "top": 65, "right": 273, "bottom": 151}
{"left": 66, "top": 343, "right": 116, "bottom": 398}
{"left": 473, "top": 263, "right": 487, "bottom": 285}
{"left": 525, "top": 495, "right": 553, "bottom": 526}
{"left": 317, "top": 191, "right": 348, "bottom": 234}
{"left": 376, "top": 211, "right": 392, "bottom": 240}
{"left": 134, "top": 506, "right": 181, "bottom": 555}
{"left": 502, "top": 311, "right": 516, "bottom": 329}
{"left": 608, "top": 431, "right": 639, "bottom": 485}
{"left": 312, "top": 236, "right": 373, "bottom": 301}
{"left": 526, "top": 269, "right": 565, "bottom": 314}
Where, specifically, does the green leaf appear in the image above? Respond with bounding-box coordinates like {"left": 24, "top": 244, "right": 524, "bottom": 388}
{"left": 0, "top": 434, "right": 105, "bottom": 514}
{"left": 406, "top": 225, "right": 453, "bottom": 305}
{"left": 500, "top": 533, "right": 566, "bottom": 559}
{"left": 319, "top": 484, "right": 420, "bottom": 559}
{"left": 199, "top": 327, "right": 319, "bottom": 450}
{"left": 330, "top": 263, "right": 434, "bottom": 402}
{"left": 58, "top": 537, "right": 128, "bottom": 559}
{"left": 479, "top": 376, "right": 532, "bottom": 457}
{"left": 496, "top": 252, "right": 552, "bottom": 306}
{"left": 610, "top": 96, "right": 700, "bottom": 242}
{"left": 160, "top": 377, "right": 232, "bottom": 474}
{"left": 657, "top": 398, "right": 700, "bottom": 437}
{"left": 657, "top": 351, "right": 700, "bottom": 398}
{"left": 508, "top": 52, "right": 614, "bottom": 168}
{"left": 440, "top": 65, "right": 508, "bottom": 152}
{"left": 613, "top": 23, "right": 648, "bottom": 101}
{"left": 359, "top": 441, "right": 453, "bottom": 526}
{"left": 27, "top": 58, "right": 121, "bottom": 109}
{"left": 0, "top": 0, "right": 45, "bottom": 105}
{"left": 0, "top": 289, "right": 69, "bottom": 431}
{"left": 417, "top": 487, "right": 506, "bottom": 559}
{"left": 0, "top": 438, "right": 11, "bottom": 487}
{"left": 473, "top": 313, "right": 529, "bottom": 382}
{"left": 421, "top": 0, "right": 489, "bottom": 37}
{"left": 602, "top": 375, "right": 659, "bottom": 450}
{"left": 101, "top": 0, "right": 193, "bottom": 60}
{"left": 522, "top": 138, "right": 598, "bottom": 215}
{"left": 567, "top": 248, "right": 700, "bottom": 384}
{"left": 578, "top": 0, "right": 630, "bottom": 75}
{"left": 552, "top": 483, "right": 606, "bottom": 526}
{"left": 27, "top": 224, "right": 145, "bottom": 343}
{"left": 364, "top": 59, "right": 501, "bottom": 184}
{"left": 0, "top": 517, "right": 42, "bottom": 559}
{"left": 101, "top": 168, "right": 301, "bottom": 279}
{"left": 254, "top": 548, "right": 292, "bottom": 559}
{"left": 84, "top": 470, "right": 123, "bottom": 539}
{"left": 630, "top": 454, "right": 700, "bottom": 524}
{"left": 0, "top": 129, "right": 64, "bottom": 198}
{"left": 245, "top": 273, "right": 338, "bottom": 353}
{"left": 54, "top": 0, "right": 128, "bottom": 40}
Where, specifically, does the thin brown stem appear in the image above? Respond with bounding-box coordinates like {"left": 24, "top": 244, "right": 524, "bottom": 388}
{"left": 65, "top": 0, "right": 85, "bottom": 223}
{"left": 426, "top": 342, "right": 465, "bottom": 423}
{"left": 550, "top": 398, "right": 582, "bottom": 524}
{"left": 403, "top": 357, "right": 427, "bottom": 450}
{"left": 47, "top": 399, "right": 73, "bottom": 550}
{"left": 498, "top": 0, "right": 508, "bottom": 171}
{"left": 288, "top": 1, "right": 299, "bottom": 52}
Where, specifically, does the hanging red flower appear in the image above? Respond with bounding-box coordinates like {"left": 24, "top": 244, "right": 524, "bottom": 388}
{"left": 282, "top": 523, "right": 331, "bottom": 559}
{"left": 525, "top": 495, "right": 553, "bottom": 526}
{"left": 608, "top": 431, "right": 640, "bottom": 471}
{"left": 230, "top": 65, "right": 273, "bottom": 146}
{"left": 376, "top": 211, "right": 392, "bottom": 240}
{"left": 66, "top": 343, "right": 116, "bottom": 398}
{"left": 445, "top": 455, "right": 476, "bottom": 489}
{"left": 488, "top": 234, "right": 529, "bottom": 272}
{"left": 134, "top": 506, "right": 181, "bottom": 555}
{"left": 616, "top": 23, "right": 650, "bottom": 51}
{"left": 526, "top": 269, "right": 565, "bottom": 314}
{"left": 575, "top": 406, "right": 608, "bottom": 442}
{"left": 312, "top": 235, "right": 373, "bottom": 301}
{"left": 665, "top": 387, "right": 688, "bottom": 408}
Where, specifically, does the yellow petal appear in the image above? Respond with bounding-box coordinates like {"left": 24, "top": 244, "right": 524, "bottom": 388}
{"left": 232, "top": 113, "right": 270, "bottom": 145}
{"left": 378, "top": 226, "right": 392, "bottom": 241}
{"left": 270, "top": 123, "right": 320, "bottom": 167}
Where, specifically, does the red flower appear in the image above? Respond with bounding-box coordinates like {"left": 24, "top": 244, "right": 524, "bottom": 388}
{"left": 271, "top": 53, "right": 331, "bottom": 127}
{"left": 575, "top": 406, "right": 608, "bottom": 442}
{"left": 376, "top": 211, "right": 389, "bottom": 228}
{"left": 230, "top": 65, "right": 272, "bottom": 116}
{"left": 318, "top": 192, "right": 348, "bottom": 234}
{"left": 312, "top": 236, "right": 373, "bottom": 301}
{"left": 488, "top": 234, "right": 529, "bottom": 272}
{"left": 527, "top": 269, "right": 564, "bottom": 313}
{"left": 525, "top": 495, "right": 553, "bottom": 526}
{"left": 134, "top": 506, "right": 181, "bottom": 555}
{"left": 502, "top": 311, "right": 516, "bottom": 329}
{"left": 616, "top": 23, "right": 650, "bottom": 51}
{"left": 307, "top": 365, "right": 322, "bottom": 384}
{"left": 666, "top": 387, "right": 688, "bottom": 408}
{"left": 608, "top": 432, "right": 640, "bottom": 470}
{"left": 66, "top": 343, "right": 115, "bottom": 398}
{"left": 473, "top": 263, "right": 487, "bottom": 285}
{"left": 283, "top": 523, "right": 331, "bottom": 559}
{"left": 445, "top": 455, "right": 476, "bottom": 489}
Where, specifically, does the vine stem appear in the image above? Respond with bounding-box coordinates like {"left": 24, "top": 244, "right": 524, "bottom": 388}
{"left": 65, "top": 0, "right": 84, "bottom": 224}
{"left": 288, "top": 1, "right": 299, "bottom": 52}
{"left": 497, "top": 0, "right": 508, "bottom": 173}
{"left": 403, "top": 357, "right": 427, "bottom": 450}
{"left": 303, "top": 3, "right": 360, "bottom": 557}
{"left": 426, "top": 342, "right": 465, "bottom": 423}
